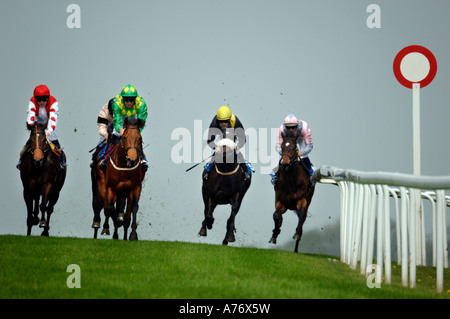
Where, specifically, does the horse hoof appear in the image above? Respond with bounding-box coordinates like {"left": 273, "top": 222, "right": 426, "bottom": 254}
{"left": 101, "top": 228, "right": 110, "bottom": 235}
{"left": 129, "top": 231, "right": 138, "bottom": 241}
{"left": 39, "top": 220, "right": 47, "bottom": 228}
{"left": 226, "top": 235, "right": 235, "bottom": 243}
{"left": 293, "top": 234, "right": 301, "bottom": 241}
{"left": 117, "top": 213, "right": 124, "bottom": 222}
{"left": 198, "top": 228, "right": 207, "bottom": 237}
{"left": 92, "top": 221, "right": 100, "bottom": 228}
{"left": 269, "top": 238, "right": 277, "bottom": 244}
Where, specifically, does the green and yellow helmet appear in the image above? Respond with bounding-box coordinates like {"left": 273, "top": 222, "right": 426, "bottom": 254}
{"left": 120, "top": 84, "right": 138, "bottom": 98}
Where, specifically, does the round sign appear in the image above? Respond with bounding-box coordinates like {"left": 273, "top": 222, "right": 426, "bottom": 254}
{"left": 393, "top": 45, "right": 437, "bottom": 88}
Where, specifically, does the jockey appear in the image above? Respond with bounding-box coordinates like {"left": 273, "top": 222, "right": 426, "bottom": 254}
{"left": 17, "top": 85, "right": 66, "bottom": 170}
{"left": 99, "top": 84, "right": 148, "bottom": 171}
{"left": 269, "top": 114, "right": 314, "bottom": 185}
{"left": 90, "top": 97, "right": 114, "bottom": 167}
{"left": 203, "top": 105, "right": 254, "bottom": 180}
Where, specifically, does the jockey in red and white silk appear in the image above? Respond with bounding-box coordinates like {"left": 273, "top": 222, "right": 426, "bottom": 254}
{"left": 26, "top": 84, "right": 59, "bottom": 143}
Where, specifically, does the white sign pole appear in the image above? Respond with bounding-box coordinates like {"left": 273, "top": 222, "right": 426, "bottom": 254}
{"left": 394, "top": 45, "right": 437, "bottom": 269}
{"left": 412, "top": 83, "right": 423, "bottom": 265}
{"left": 412, "top": 83, "right": 421, "bottom": 176}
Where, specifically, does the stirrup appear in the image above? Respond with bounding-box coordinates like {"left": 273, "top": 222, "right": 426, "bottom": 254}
{"left": 99, "top": 159, "right": 107, "bottom": 171}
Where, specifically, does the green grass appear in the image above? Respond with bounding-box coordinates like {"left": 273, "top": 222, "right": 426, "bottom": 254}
{"left": 0, "top": 235, "right": 449, "bottom": 299}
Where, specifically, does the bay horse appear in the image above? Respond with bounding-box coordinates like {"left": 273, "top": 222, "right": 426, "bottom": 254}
{"left": 90, "top": 138, "right": 125, "bottom": 239}
{"left": 19, "top": 122, "right": 66, "bottom": 236}
{"left": 269, "top": 130, "right": 315, "bottom": 252}
{"left": 199, "top": 138, "right": 251, "bottom": 245}
{"left": 104, "top": 117, "right": 146, "bottom": 240}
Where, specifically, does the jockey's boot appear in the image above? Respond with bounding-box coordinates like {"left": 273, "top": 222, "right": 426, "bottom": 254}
{"left": 99, "top": 136, "right": 117, "bottom": 171}
{"left": 139, "top": 146, "right": 148, "bottom": 172}
{"left": 203, "top": 162, "right": 214, "bottom": 180}
{"left": 57, "top": 157, "right": 67, "bottom": 170}
{"left": 141, "top": 158, "right": 148, "bottom": 172}
{"left": 99, "top": 158, "right": 107, "bottom": 171}
{"left": 240, "top": 161, "right": 253, "bottom": 181}
{"left": 16, "top": 143, "right": 29, "bottom": 170}
{"left": 269, "top": 171, "right": 277, "bottom": 185}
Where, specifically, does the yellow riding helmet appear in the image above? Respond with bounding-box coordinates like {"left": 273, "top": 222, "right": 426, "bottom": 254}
{"left": 217, "top": 106, "right": 232, "bottom": 121}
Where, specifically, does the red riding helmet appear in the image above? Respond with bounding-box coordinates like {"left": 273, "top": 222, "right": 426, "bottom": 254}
{"left": 33, "top": 85, "right": 50, "bottom": 97}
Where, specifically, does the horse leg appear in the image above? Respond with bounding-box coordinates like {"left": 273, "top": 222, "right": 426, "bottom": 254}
{"left": 24, "top": 189, "right": 38, "bottom": 236}
{"left": 38, "top": 186, "right": 51, "bottom": 236}
{"left": 223, "top": 199, "right": 241, "bottom": 245}
{"left": 105, "top": 187, "right": 118, "bottom": 239}
{"left": 269, "top": 203, "right": 286, "bottom": 244}
{"left": 92, "top": 199, "right": 102, "bottom": 239}
{"left": 128, "top": 188, "right": 141, "bottom": 241}
{"left": 92, "top": 187, "right": 103, "bottom": 238}
{"left": 199, "top": 198, "right": 216, "bottom": 237}
{"left": 101, "top": 215, "right": 110, "bottom": 236}
{"left": 123, "top": 197, "right": 132, "bottom": 241}
{"left": 101, "top": 196, "right": 118, "bottom": 236}
{"left": 293, "top": 200, "right": 308, "bottom": 253}
{"left": 129, "top": 197, "right": 139, "bottom": 241}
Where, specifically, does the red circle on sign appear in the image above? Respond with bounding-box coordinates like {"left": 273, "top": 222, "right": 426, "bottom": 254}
{"left": 393, "top": 45, "right": 437, "bottom": 89}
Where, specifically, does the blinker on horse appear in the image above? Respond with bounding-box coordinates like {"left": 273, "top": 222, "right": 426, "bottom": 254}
{"left": 19, "top": 122, "right": 66, "bottom": 236}
{"left": 269, "top": 130, "right": 315, "bottom": 253}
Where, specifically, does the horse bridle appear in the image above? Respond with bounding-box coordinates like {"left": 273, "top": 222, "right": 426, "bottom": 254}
{"left": 279, "top": 145, "right": 300, "bottom": 168}
{"left": 121, "top": 127, "right": 141, "bottom": 161}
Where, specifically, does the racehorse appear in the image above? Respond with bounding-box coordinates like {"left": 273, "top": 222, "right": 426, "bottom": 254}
{"left": 104, "top": 117, "right": 146, "bottom": 240}
{"left": 199, "top": 138, "right": 251, "bottom": 245}
{"left": 19, "top": 122, "right": 66, "bottom": 236}
{"left": 269, "top": 130, "right": 315, "bottom": 253}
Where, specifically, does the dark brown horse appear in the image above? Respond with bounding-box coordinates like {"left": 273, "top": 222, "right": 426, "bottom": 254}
{"left": 104, "top": 117, "right": 145, "bottom": 240}
{"left": 199, "top": 138, "right": 251, "bottom": 245}
{"left": 19, "top": 122, "right": 66, "bottom": 236}
{"left": 269, "top": 130, "right": 315, "bottom": 252}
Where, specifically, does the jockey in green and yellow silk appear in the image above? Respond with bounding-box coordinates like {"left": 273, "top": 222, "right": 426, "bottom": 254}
{"left": 99, "top": 84, "right": 148, "bottom": 171}
{"left": 112, "top": 84, "right": 148, "bottom": 134}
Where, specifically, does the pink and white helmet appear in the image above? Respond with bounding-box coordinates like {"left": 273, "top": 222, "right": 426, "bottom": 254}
{"left": 283, "top": 114, "right": 299, "bottom": 127}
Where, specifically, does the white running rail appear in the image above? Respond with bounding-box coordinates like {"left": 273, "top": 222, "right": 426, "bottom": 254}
{"left": 312, "top": 165, "right": 449, "bottom": 292}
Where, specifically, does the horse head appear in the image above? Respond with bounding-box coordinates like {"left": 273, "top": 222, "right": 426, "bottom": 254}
{"left": 27, "top": 122, "right": 48, "bottom": 167}
{"left": 279, "top": 130, "right": 299, "bottom": 171}
{"left": 122, "top": 117, "right": 144, "bottom": 168}
{"left": 215, "top": 138, "right": 237, "bottom": 165}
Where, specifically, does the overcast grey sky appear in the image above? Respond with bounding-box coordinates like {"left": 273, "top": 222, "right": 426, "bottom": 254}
{"left": 1, "top": 0, "right": 449, "bottom": 254}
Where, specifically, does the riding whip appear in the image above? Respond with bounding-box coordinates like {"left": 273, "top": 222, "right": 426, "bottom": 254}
{"left": 185, "top": 155, "right": 213, "bottom": 172}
